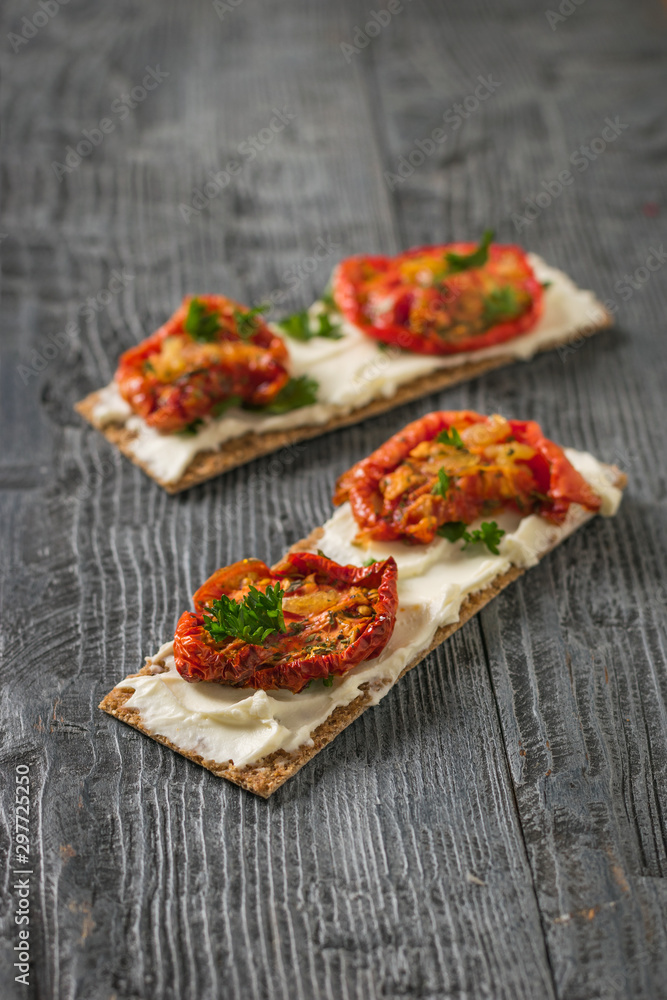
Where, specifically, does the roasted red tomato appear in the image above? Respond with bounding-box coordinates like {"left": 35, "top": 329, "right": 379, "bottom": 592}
{"left": 333, "top": 236, "right": 544, "bottom": 355}
{"left": 116, "top": 295, "right": 289, "bottom": 433}
{"left": 173, "top": 553, "right": 398, "bottom": 693}
{"left": 334, "top": 410, "right": 602, "bottom": 544}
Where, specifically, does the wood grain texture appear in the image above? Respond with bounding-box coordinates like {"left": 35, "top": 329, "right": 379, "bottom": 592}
{"left": 1, "top": 0, "right": 666, "bottom": 998}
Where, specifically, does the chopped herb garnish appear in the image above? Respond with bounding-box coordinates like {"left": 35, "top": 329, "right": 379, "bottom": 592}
{"left": 437, "top": 519, "right": 505, "bottom": 555}
{"left": 233, "top": 303, "right": 269, "bottom": 339}
{"left": 436, "top": 426, "right": 465, "bottom": 449}
{"left": 362, "top": 557, "right": 379, "bottom": 566}
{"left": 184, "top": 298, "right": 221, "bottom": 342}
{"left": 322, "top": 675, "right": 334, "bottom": 687}
{"left": 432, "top": 468, "right": 451, "bottom": 497}
{"left": 541, "top": 280, "right": 552, "bottom": 290}
{"left": 177, "top": 418, "right": 205, "bottom": 436}
{"left": 320, "top": 289, "right": 336, "bottom": 310}
{"left": 259, "top": 375, "right": 319, "bottom": 414}
{"left": 438, "top": 521, "right": 468, "bottom": 543}
{"left": 482, "top": 286, "right": 520, "bottom": 324}
{"left": 143, "top": 359, "right": 155, "bottom": 375}
{"left": 277, "top": 309, "right": 343, "bottom": 342}
{"left": 445, "top": 230, "right": 494, "bottom": 274}
{"left": 211, "top": 395, "right": 243, "bottom": 418}
{"left": 202, "top": 582, "right": 286, "bottom": 645}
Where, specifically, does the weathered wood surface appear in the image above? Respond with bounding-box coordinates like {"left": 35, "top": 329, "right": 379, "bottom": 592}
{"left": 1, "top": 0, "right": 666, "bottom": 998}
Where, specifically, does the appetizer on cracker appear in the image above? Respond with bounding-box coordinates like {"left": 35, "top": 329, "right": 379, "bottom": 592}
{"left": 100, "top": 411, "right": 625, "bottom": 797}
{"left": 76, "top": 235, "right": 611, "bottom": 492}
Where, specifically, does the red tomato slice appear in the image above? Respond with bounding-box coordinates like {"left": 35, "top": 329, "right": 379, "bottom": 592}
{"left": 173, "top": 553, "right": 398, "bottom": 693}
{"left": 333, "top": 243, "right": 544, "bottom": 355}
{"left": 334, "top": 411, "right": 601, "bottom": 544}
{"left": 116, "top": 295, "right": 289, "bottom": 433}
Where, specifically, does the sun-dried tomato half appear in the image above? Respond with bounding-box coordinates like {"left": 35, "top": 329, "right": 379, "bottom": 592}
{"left": 334, "top": 410, "right": 602, "bottom": 544}
{"left": 116, "top": 295, "right": 289, "bottom": 433}
{"left": 332, "top": 241, "right": 543, "bottom": 355}
{"left": 173, "top": 553, "right": 398, "bottom": 693}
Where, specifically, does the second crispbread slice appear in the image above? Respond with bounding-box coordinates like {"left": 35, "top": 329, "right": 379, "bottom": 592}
{"left": 98, "top": 466, "right": 625, "bottom": 797}
{"left": 75, "top": 307, "right": 611, "bottom": 493}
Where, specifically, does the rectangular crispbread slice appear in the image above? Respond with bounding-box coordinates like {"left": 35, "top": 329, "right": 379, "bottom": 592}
{"left": 75, "top": 311, "right": 611, "bottom": 493}
{"left": 99, "top": 466, "right": 626, "bottom": 797}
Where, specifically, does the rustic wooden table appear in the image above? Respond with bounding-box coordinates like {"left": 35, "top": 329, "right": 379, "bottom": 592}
{"left": 2, "top": 1, "right": 666, "bottom": 997}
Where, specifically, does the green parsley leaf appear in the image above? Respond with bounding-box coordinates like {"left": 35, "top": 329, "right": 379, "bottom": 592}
{"left": 437, "top": 519, "right": 505, "bottom": 555}
{"left": 233, "top": 303, "right": 270, "bottom": 339}
{"left": 432, "top": 468, "right": 451, "bottom": 497}
{"left": 362, "top": 557, "right": 379, "bottom": 567}
{"left": 259, "top": 375, "right": 319, "bottom": 414}
{"left": 211, "top": 395, "right": 243, "bottom": 418}
{"left": 184, "top": 298, "right": 221, "bottom": 342}
{"left": 464, "top": 521, "right": 505, "bottom": 555}
{"left": 322, "top": 675, "right": 334, "bottom": 687}
{"left": 482, "top": 286, "right": 521, "bottom": 324}
{"left": 541, "top": 280, "right": 552, "bottom": 290}
{"left": 202, "top": 582, "right": 287, "bottom": 646}
{"left": 177, "top": 418, "right": 205, "bottom": 436}
{"left": 436, "top": 426, "right": 465, "bottom": 449}
{"left": 445, "top": 229, "right": 494, "bottom": 274}
{"left": 437, "top": 521, "right": 468, "bottom": 543}
{"left": 277, "top": 309, "right": 343, "bottom": 342}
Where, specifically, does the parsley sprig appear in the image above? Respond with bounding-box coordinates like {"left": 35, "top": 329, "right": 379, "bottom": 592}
{"left": 233, "top": 303, "right": 270, "bottom": 339}
{"left": 184, "top": 298, "right": 221, "bottom": 342}
{"left": 278, "top": 309, "right": 343, "bottom": 342}
{"left": 259, "top": 375, "right": 319, "bottom": 414}
{"left": 482, "top": 286, "right": 520, "bottom": 324}
{"left": 202, "top": 583, "right": 287, "bottom": 645}
{"left": 445, "top": 230, "right": 494, "bottom": 274}
{"left": 438, "top": 520, "right": 506, "bottom": 555}
{"left": 177, "top": 418, "right": 205, "bottom": 436}
{"left": 211, "top": 395, "right": 243, "bottom": 417}
{"left": 432, "top": 468, "right": 451, "bottom": 497}
{"left": 436, "top": 427, "right": 465, "bottom": 449}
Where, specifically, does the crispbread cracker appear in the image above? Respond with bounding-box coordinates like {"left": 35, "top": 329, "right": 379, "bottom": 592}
{"left": 99, "top": 467, "right": 626, "bottom": 797}
{"left": 76, "top": 311, "right": 611, "bottom": 493}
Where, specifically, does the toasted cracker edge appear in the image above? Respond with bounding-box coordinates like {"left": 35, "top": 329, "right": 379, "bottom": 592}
{"left": 99, "top": 466, "right": 626, "bottom": 797}
{"left": 75, "top": 313, "right": 612, "bottom": 493}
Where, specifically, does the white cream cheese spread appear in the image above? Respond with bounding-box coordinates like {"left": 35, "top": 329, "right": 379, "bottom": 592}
{"left": 91, "top": 256, "right": 608, "bottom": 483}
{"left": 114, "top": 450, "right": 621, "bottom": 768}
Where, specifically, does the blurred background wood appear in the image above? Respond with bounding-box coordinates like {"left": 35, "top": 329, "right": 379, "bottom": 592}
{"left": 1, "top": 0, "right": 666, "bottom": 997}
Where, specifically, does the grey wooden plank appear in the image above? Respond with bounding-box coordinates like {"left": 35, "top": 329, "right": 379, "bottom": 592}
{"left": 366, "top": 0, "right": 667, "bottom": 996}
{"left": 1, "top": 0, "right": 666, "bottom": 998}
